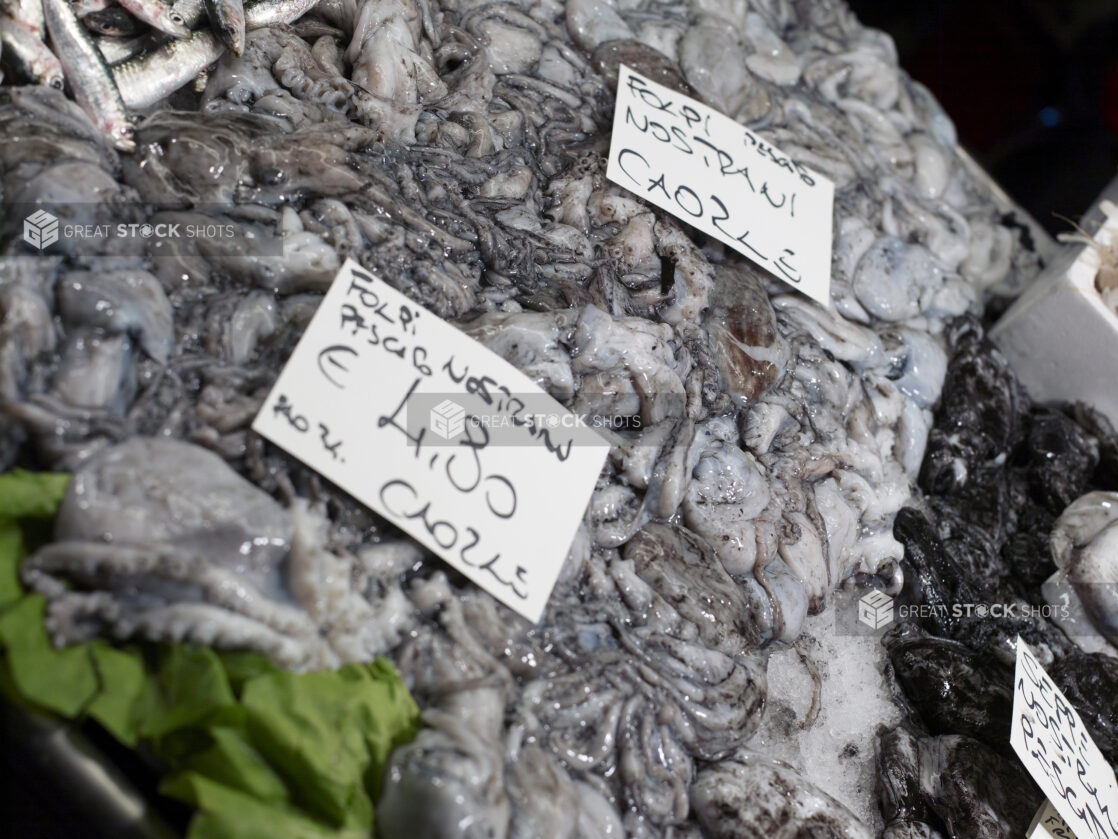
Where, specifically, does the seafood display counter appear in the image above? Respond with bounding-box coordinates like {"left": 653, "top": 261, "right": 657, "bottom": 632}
{"left": 1, "top": 0, "right": 1116, "bottom": 837}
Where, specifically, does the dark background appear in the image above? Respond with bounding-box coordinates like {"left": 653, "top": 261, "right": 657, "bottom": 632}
{"left": 4, "top": 1, "right": 1118, "bottom": 836}
{"left": 850, "top": 0, "right": 1118, "bottom": 233}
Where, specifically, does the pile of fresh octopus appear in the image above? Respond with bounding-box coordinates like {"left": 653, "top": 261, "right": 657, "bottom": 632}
{"left": 4, "top": 0, "right": 1112, "bottom": 836}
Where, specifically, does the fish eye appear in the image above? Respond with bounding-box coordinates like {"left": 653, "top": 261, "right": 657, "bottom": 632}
{"left": 50, "top": 78, "right": 64, "bottom": 90}
{"left": 120, "top": 125, "right": 135, "bottom": 138}
{"left": 170, "top": 11, "right": 184, "bottom": 23}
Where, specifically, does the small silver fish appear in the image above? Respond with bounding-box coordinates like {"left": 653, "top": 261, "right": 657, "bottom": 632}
{"left": 170, "top": 0, "right": 202, "bottom": 28}
{"left": 203, "top": 0, "right": 242, "bottom": 56}
{"left": 175, "top": 0, "right": 314, "bottom": 31}
{"left": 81, "top": 5, "right": 139, "bottom": 35}
{"left": 112, "top": 28, "right": 221, "bottom": 109}
{"left": 41, "top": 0, "right": 134, "bottom": 150}
{"left": 94, "top": 31, "right": 148, "bottom": 63}
{"left": 69, "top": 0, "right": 115, "bottom": 16}
{"left": 243, "top": 0, "right": 318, "bottom": 28}
{"left": 1, "top": 0, "right": 44, "bottom": 34}
{"left": 0, "top": 13, "right": 63, "bottom": 88}
{"left": 115, "top": 0, "right": 189, "bottom": 38}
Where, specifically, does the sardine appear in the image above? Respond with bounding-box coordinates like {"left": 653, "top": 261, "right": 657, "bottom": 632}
{"left": 112, "top": 28, "right": 221, "bottom": 109}
{"left": 95, "top": 32, "right": 148, "bottom": 63}
{"left": 243, "top": 0, "right": 318, "bottom": 28}
{"left": 0, "top": 13, "right": 63, "bottom": 88}
{"left": 81, "top": 5, "right": 138, "bottom": 35}
{"left": 170, "top": 0, "right": 202, "bottom": 28}
{"left": 41, "top": 0, "right": 134, "bottom": 150}
{"left": 1, "top": 0, "right": 44, "bottom": 33}
{"left": 115, "top": 0, "right": 189, "bottom": 38}
{"left": 69, "top": 0, "right": 114, "bottom": 16}
{"left": 176, "top": 0, "right": 313, "bottom": 29}
{"left": 203, "top": 0, "right": 243, "bottom": 55}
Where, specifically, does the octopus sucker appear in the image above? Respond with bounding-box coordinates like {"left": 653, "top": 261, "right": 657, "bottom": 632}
{"left": 0, "top": 0, "right": 1055, "bottom": 835}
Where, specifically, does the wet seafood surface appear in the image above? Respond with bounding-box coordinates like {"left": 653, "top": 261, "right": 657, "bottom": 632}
{"left": 0, "top": 0, "right": 1051, "bottom": 835}
{"left": 879, "top": 317, "right": 1118, "bottom": 838}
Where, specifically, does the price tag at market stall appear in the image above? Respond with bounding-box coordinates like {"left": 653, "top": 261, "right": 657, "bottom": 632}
{"left": 1029, "top": 800, "right": 1079, "bottom": 839}
{"left": 606, "top": 64, "right": 835, "bottom": 305}
{"left": 1012, "top": 638, "right": 1118, "bottom": 839}
{"left": 252, "top": 259, "right": 609, "bottom": 622}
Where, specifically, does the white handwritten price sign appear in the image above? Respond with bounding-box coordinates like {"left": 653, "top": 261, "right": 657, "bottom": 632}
{"left": 252, "top": 259, "right": 609, "bottom": 621}
{"left": 1030, "top": 800, "right": 1079, "bottom": 839}
{"left": 1012, "top": 638, "right": 1118, "bottom": 839}
{"left": 607, "top": 65, "right": 835, "bottom": 305}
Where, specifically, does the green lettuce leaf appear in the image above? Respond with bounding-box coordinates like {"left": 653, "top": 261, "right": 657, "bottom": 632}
{"left": 0, "top": 595, "right": 100, "bottom": 716}
{"left": 0, "top": 520, "right": 25, "bottom": 608}
{"left": 87, "top": 642, "right": 148, "bottom": 746}
{"left": 176, "top": 726, "right": 289, "bottom": 804}
{"left": 0, "top": 469, "right": 70, "bottom": 519}
{"left": 0, "top": 469, "right": 421, "bottom": 838}
{"left": 161, "top": 773, "right": 369, "bottom": 839}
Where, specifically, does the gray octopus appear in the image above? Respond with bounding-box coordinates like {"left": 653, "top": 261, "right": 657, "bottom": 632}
{"left": 0, "top": 0, "right": 1049, "bottom": 835}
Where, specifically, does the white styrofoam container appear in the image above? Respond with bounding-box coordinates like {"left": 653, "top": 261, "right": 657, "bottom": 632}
{"left": 991, "top": 201, "right": 1118, "bottom": 428}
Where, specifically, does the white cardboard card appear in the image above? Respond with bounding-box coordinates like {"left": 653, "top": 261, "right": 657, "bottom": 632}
{"left": 607, "top": 64, "right": 835, "bottom": 304}
{"left": 253, "top": 259, "right": 609, "bottom": 621}
{"left": 1012, "top": 638, "right": 1118, "bottom": 839}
